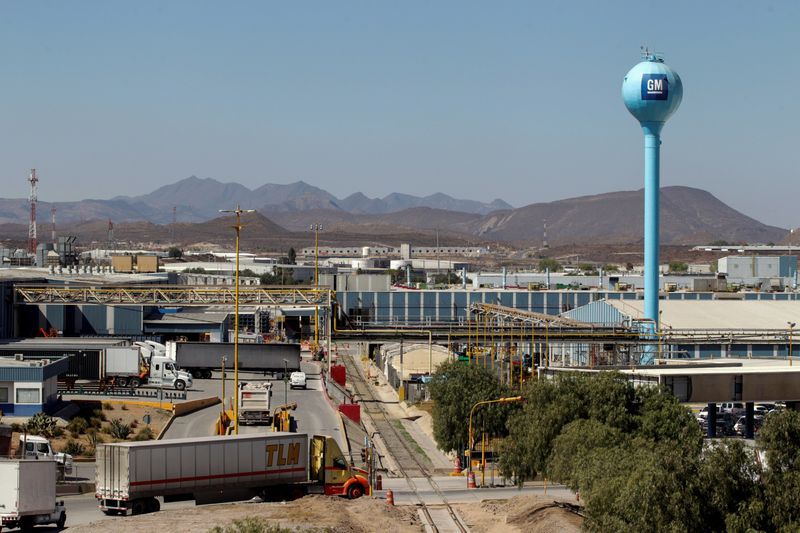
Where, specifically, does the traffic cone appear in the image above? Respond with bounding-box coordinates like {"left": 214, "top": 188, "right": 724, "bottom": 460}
{"left": 452, "top": 457, "right": 462, "bottom": 475}
{"left": 386, "top": 490, "right": 394, "bottom": 506}
{"left": 467, "top": 472, "right": 477, "bottom": 489}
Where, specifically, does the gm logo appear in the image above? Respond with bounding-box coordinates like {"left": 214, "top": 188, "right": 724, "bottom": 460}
{"left": 641, "top": 74, "right": 668, "bottom": 100}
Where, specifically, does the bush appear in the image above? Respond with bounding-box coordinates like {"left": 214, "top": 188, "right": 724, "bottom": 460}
{"left": 52, "top": 426, "right": 64, "bottom": 438}
{"left": 70, "top": 431, "right": 79, "bottom": 439}
{"left": 209, "top": 518, "right": 294, "bottom": 533}
{"left": 62, "top": 439, "right": 85, "bottom": 457}
{"left": 25, "top": 413, "right": 57, "bottom": 438}
{"left": 86, "top": 428, "right": 103, "bottom": 449}
{"left": 102, "top": 402, "right": 114, "bottom": 411}
{"left": 67, "top": 417, "right": 88, "bottom": 434}
{"left": 92, "top": 409, "right": 107, "bottom": 422}
{"left": 109, "top": 419, "right": 131, "bottom": 440}
{"left": 133, "top": 427, "right": 155, "bottom": 441}
{"left": 130, "top": 420, "right": 138, "bottom": 429}
{"left": 10, "top": 422, "right": 23, "bottom": 433}
{"left": 89, "top": 417, "right": 103, "bottom": 429}
{"left": 120, "top": 404, "right": 128, "bottom": 411}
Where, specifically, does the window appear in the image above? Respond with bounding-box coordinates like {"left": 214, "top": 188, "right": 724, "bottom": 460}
{"left": 16, "top": 388, "right": 40, "bottom": 404}
{"left": 333, "top": 456, "right": 347, "bottom": 469}
{"left": 0, "top": 387, "right": 8, "bottom": 403}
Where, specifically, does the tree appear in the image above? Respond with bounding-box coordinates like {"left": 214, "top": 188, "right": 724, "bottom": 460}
{"left": 287, "top": 247, "right": 297, "bottom": 265}
{"left": 167, "top": 247, "right": 183, "bottom": 259}
{"left": 668, "top": 261, "right": 689, "bottom": 273}
{"left": 428, "top": 360, "right": 513, "bottom": 454}
{"left": 538, "top": 258, "right": 561, "bottom": 272}
{"left": 759, "top": 410, "right": 800, "bottom": 529}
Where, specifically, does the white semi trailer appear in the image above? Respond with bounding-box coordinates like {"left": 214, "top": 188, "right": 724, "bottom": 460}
{"left": 95, "top": 433, "right": 368, "bottom": 515}
{"left": 0, "top": 459, "right": 66, "bottom": 531}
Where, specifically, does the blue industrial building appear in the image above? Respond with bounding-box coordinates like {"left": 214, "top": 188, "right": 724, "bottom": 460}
{"left": 0, "top": 356, "right": 69, "bottom": 416}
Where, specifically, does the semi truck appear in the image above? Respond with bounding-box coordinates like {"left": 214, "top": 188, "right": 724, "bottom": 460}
{"left": 60, "top": 345, "right": 193, "bottom": 391}
{"left": 95, "top": 433, "right": 369, "bottom": 515}
{"left": 238, "top": 381, "right": 273, "bottom": 425}
{"left": 0, "top": 459, "right": 67, "bottom": 531}
{"left": 164, "top": 341, "right": 301, "bottom": 379}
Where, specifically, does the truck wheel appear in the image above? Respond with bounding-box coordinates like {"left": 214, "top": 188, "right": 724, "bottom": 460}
{"left": 174, "top": 379, "right": 186, "bottom": 391}
{"left": 191, "top": 370, "right": 203, "bottom": 379}
{"left": 19, "top": 516, "right": 34, "bottom": 532}
{"left": 132, "top": 499, "right": 146, "bottom": 515}
{"left": 146, "top": 497, "right": 160, "bottom": 513}
{"left": 203, "top": 370, "right": 213, "bottom": 379}
{"left": 57, "top": 511, "right": 67, "bottom": 529}
{"left": 347, "top": 483, "right": 364, "bottom": 499}
{"left": 117, "top": 377, "right": 128, "bottom": 387}
{"left": 129, "top": 377, "right": 141, "bottom": 388}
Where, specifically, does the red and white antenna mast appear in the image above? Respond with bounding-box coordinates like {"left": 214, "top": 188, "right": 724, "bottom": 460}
{"left": 28, "top": 169, "right": 39, "bottom": 253}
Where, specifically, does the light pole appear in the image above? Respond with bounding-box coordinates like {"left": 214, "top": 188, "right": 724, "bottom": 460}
{"left": 466, "top": 396, "right": 523, "bottom": 487}
{"left": 310, "top": 224, "right": 323, "bottom": 348}
{"left": 788, "top": 322, "right": 796, "bottom": 367}
{"left": 220, "top": 205, "right": 254, "bottom": 435}
{"left": 283, "top": 359, "right": 289, "bottom": 405}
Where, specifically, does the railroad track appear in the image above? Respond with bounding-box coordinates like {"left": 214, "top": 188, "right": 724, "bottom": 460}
{"left": 341, "top": 350, "right": 468, "bottom": 533}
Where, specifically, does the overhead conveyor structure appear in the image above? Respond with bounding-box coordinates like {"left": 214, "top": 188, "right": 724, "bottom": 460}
{"left": 13, "top": 284, "right": 331, "bottom": 308}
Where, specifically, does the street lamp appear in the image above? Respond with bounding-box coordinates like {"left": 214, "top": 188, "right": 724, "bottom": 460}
{"left": 788, "top": 322, "right": 796, "bottom": 367}
{"left": 220, "top": 205, "right": 254, "bottom": 435}
{"left": 309, "top": 224, "right": 323, "bottom": 348}
{"left": 467, "top": 396, "right": 523, "bottom": 488}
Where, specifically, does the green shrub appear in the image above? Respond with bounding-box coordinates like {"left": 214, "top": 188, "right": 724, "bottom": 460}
{"left": 109, "top": 419, "right": 131, "bottom": 440}
{"left": 89, "top": 417, "right": 103, "bottom": 429}
{"left": 92, "top": 409, "right": 107, "bottom": 422}
{"left": 52, "top": 426, "right": 64, "bottom": 438}
{"left": 10, "top": 422, "right": 23, "bottom": 432}
{"left": 86, "top": 428, "right": 103, "bottom": 449}
{"left": 209, "top": 518, "right": 294, "bottom": 533}
{"left": 25, "top": 413, "right": 57, "bottom": 438}
{"left": 132, "top": 427, "right": 155, "bottom": 441}
{"left": 67, "top": 417, "right": 88, "bottom": 434}
{"left": 62, "top": 439, "right": 85, "bottom": 456}
{"left": 102, "top": 402, "right": 114, "bottom": 411}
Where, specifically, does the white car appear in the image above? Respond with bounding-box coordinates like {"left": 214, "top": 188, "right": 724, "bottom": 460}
{"left": 290, "top": 371, "right": 307, "bottom": 390}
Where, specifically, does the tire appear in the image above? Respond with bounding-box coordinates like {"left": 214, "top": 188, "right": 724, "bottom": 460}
{"left": 132, "top": 499, "right": 146, "bottom": 515}
{"left": 129, "top": 377, "right": 141, "bottom": 388}
{"left": 174, "top": 379, "right": 186, "bottom": 391}
{"left": 347, "top": 483, "right": 364, "bottom": 500}
{"left": 117, "top": 377, "right": 128, "bottom": 387}
{"left": 19, "top": 516, "right": 34, "bottom": 532}
{"left": 191, "top": 370, "right": 203, "bottom": 379}
{"left": 146, "top": 497, "right": 160, "bottom": 513}
{"left": 57, "top": 511, "right": 67, "bottom": 529}
{"left": 202, "top": 370, "right": 213, "bottom": 379}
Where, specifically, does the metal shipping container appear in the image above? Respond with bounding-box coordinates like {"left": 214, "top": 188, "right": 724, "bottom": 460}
{"left": 0, "top": 459, "right": 57, "bottom": 516}
{"left": 104, "top": 347, "right": 141, "bottom": 376}
{"left": 96, "top": 433, "right": 309, "bottom": 502}
{"left": 168, "top": 342, "right": 301, "bottom": 374}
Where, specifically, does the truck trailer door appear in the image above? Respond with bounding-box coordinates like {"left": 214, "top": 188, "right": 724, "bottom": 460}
{"left": 310, "top": 435, "right": 325, "bottom": 483}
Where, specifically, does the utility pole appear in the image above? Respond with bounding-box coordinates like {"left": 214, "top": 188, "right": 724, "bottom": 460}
{"left": 50, "top": 206, "right": 56, "bottom": 244}
{"left": 219, "top": 205, "right": 254, "bottom": 434}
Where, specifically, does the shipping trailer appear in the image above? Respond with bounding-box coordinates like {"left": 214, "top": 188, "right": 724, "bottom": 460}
{"left": 95, "top": 433, "right": 368, "bottom": 515}
{"left": 165, "top": 341, "right": 301, "bottom": 379}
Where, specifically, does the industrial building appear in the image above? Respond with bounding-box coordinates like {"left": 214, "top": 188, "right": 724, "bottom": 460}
{"left": 0, "top": 356, "right": 69, "bottom": 416}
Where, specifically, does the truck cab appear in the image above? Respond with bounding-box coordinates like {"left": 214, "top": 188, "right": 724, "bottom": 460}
{"left": 148, "top": 355, "right": 193, "bottom": 390}
{"left": 310, "top": 436, "right": 369, "bottom": 499}
{"left": 20, "top": 435, "right": 73, "bottom": 477}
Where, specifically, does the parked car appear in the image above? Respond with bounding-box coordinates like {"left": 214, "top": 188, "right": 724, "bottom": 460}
{"left": 734, "top": 415, "right": 764, "bottom": 436}
{"left": 718, "top": 402, "right": 745, "bottom": 414}
{"left": 290, "top": 371, "right": 307, "bottom": 390}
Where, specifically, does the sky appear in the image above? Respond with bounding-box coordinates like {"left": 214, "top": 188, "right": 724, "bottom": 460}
{"left": 0, "top": 1, "right": 798, "bottom": 227}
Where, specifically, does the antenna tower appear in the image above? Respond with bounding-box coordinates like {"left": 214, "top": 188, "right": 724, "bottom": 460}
{"left": 107, "top": 219, "right": 114, "bottom": 250}
{"left": 542, "top": 219, "right": 549, "bottom": 249}
{"left": 171, "top": 205, "right": 177, "bottom": 243}
{"left": 51, "top": 206, "right": 57, "bottom": 244}
{"left": 28, "top": 169, "right": 39, "bottom": 253}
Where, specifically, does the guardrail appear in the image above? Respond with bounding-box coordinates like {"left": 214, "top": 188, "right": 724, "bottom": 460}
{"left": 58, "top": 385, "right": 187, "bottom": 400}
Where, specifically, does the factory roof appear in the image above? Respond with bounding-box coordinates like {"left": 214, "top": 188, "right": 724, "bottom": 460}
{"left": 605, "top": 300, "right": 800, "bottom": 330}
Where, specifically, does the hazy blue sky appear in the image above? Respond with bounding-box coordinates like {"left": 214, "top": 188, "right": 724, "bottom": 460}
{"left": 1, "top": 1, "right": 798, "bottom": 226}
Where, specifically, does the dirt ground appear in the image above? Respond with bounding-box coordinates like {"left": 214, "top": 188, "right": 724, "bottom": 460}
{"left": 455, "top": 495, "right": 583, "bottom": 533}
{"left": 68, "top": 495, "right": 422, "bottom": 533}
{"left": 67, "top": 494, "right": 582, "bottom": 533}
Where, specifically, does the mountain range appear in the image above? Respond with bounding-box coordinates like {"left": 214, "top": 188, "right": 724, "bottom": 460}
{"left": 0, "top": 177, "right": 789, "bottom": 248}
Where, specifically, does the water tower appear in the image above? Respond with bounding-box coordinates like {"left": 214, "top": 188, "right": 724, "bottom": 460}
{"left": 622, "top": 49, "right": 682, "bottom": 333}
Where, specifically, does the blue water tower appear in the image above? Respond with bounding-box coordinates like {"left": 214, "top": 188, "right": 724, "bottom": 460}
{"left": 622, "top": 49, "right": 682, "bottom": 333}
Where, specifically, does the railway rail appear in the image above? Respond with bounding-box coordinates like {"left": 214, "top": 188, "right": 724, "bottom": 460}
{"left": 341, "top": 350, "right": 468, "bottom": 533}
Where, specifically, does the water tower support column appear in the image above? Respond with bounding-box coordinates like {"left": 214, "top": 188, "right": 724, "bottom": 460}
{"left": 643, "top": 123, "right": 662, "bottom": 325}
